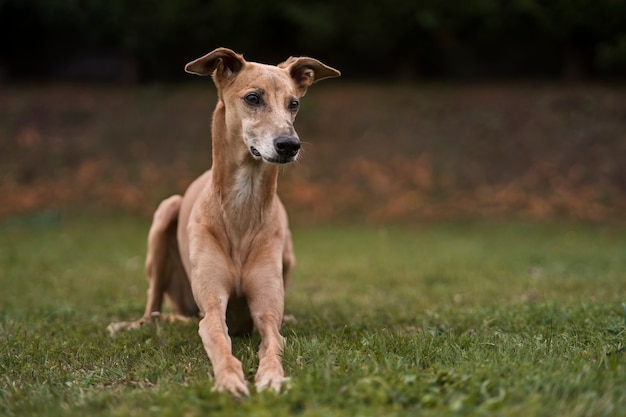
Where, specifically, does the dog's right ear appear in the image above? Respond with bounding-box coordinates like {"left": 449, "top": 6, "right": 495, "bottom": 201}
{"left": 279, "top": 56, "right": 341, "bottom": 96}
{"left": 185, "top": 48, "right": 246, "bottom": 79}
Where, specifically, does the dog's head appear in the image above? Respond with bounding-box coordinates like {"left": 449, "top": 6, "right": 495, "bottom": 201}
{"left": 185, "top": 48, "right": 340, "bottom": 164}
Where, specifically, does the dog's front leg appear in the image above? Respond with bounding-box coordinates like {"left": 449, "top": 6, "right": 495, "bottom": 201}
{"left": 189, "top": 235, "right": 249, "bottom": 397}
{"left": 244, "top": 261, "right": 288, "bottom": 393}
{"left": 198, "top": 298, "right": 249, "bottom": 396}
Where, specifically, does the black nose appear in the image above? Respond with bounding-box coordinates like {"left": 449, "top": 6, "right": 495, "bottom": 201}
{"left": 274, "top": 136, "right": 301, "bottom": 157}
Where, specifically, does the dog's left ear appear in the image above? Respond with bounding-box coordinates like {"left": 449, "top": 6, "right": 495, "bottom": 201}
{"left": 279, "top": 57, "right": 341, "bottom": 95}
{"left": 185, "top": 48, "right": 246, "bottom": 79}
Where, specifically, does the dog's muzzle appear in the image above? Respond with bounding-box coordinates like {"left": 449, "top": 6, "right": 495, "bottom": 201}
{"left": 249, "top": 136, "right": 300, "bottom": 164}
{"left": 274, "top": 136, "right": 300, "bottom": 159}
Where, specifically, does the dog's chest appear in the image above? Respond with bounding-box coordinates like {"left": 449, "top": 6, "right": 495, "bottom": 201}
{"left": 221, "top": 165, "right": 267, "bottom": 241}
{"left": 232, "top": 165, "right": 260, "bottom": 206}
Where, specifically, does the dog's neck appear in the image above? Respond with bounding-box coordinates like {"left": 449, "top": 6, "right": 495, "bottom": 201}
{"left": 210, "top": 102, "right": 279, "bottom": 229}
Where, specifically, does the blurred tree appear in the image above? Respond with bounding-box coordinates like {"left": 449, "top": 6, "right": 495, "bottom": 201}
{"left": 0, "top": 0, "right": 624, "bottom": 81}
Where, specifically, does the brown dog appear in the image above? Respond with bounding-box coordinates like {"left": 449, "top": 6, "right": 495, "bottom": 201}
{"left": 108, "top": 48, "right": 340, "bottom": 396}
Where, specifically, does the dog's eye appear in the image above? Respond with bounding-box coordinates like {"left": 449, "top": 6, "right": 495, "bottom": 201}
{"left": 244, "top": 93, "right": 261, "bottom": 106}
{"left": 288, "top": 99, "right": 300, "bottom": 111}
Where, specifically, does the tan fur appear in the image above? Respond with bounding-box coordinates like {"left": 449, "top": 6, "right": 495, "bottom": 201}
{"left": 107, "top": 48, "right": 339, "bottom": 396}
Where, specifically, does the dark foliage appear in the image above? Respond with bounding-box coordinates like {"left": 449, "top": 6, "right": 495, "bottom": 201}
{"left": 1, "top": 0, "right": 626, "bottom": 81}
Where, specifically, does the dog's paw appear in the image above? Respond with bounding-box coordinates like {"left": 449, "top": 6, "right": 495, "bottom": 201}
{"left": 255, "top": 374, "right": 290, "bottom": 393}
{"left": 212, "top": 373, "right": 250, "bottom": 397}
{"left": 255, "top": 360, "right": 288, "bottom": 393}
{"left": 282, "top": 314, "right": 297, "bottom": 325}
{"left": 106, "top": 320, "right": 144, "bottom": 337}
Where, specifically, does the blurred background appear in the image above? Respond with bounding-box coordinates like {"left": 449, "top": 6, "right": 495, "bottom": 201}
{"left": 1, "top": 0, "right": 625, "bottom": 225}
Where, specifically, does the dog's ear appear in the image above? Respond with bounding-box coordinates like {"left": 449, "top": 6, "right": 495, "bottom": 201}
{"left": 279, "top": 57, "right": 341, "bottom": 95}
{"left": 185, "top": 48, "right": 246, "bottom": 79}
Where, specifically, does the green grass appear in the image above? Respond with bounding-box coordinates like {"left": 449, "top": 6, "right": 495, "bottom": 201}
{"left": 1, "top": 213, "right": 625, "bottom": 416}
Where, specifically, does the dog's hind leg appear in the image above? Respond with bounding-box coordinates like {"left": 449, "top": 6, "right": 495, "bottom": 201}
{"left": 147, "top": 194, "right": 199, "bottom": 320}
{"left": 282, "top": 229, "right": 295, "bottom": 288}
{"left": 281, "top": 229, "right": 297, "bottom": 326}
{"left": 108, "top": 195, "right": 196, "bottom": 336}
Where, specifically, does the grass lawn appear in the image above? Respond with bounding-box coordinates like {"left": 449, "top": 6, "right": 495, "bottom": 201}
{"left": 1, "top": 213, "right": 625, "bottom": 416}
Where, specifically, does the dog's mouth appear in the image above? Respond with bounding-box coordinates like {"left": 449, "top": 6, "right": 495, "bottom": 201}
{"left": 249, "top": 146, "right": 296, "bottom": 164}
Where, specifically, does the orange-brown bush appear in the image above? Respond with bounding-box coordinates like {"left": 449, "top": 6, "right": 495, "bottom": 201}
{"left": 1, "top": 83, "right": 625, "bottom": 224}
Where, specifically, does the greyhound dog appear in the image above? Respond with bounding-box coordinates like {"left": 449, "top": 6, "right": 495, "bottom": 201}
{"left": 107, "top": 48, "right": 340, "bottom": 396}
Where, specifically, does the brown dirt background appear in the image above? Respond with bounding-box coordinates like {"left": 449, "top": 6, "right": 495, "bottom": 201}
{"left": 1, "top": 82, "right": 625, "bottom": 225}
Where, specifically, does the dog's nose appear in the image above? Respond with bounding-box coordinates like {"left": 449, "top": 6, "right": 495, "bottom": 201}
{"left": 274, "top": 136, "right": 301, "bottom": 157}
